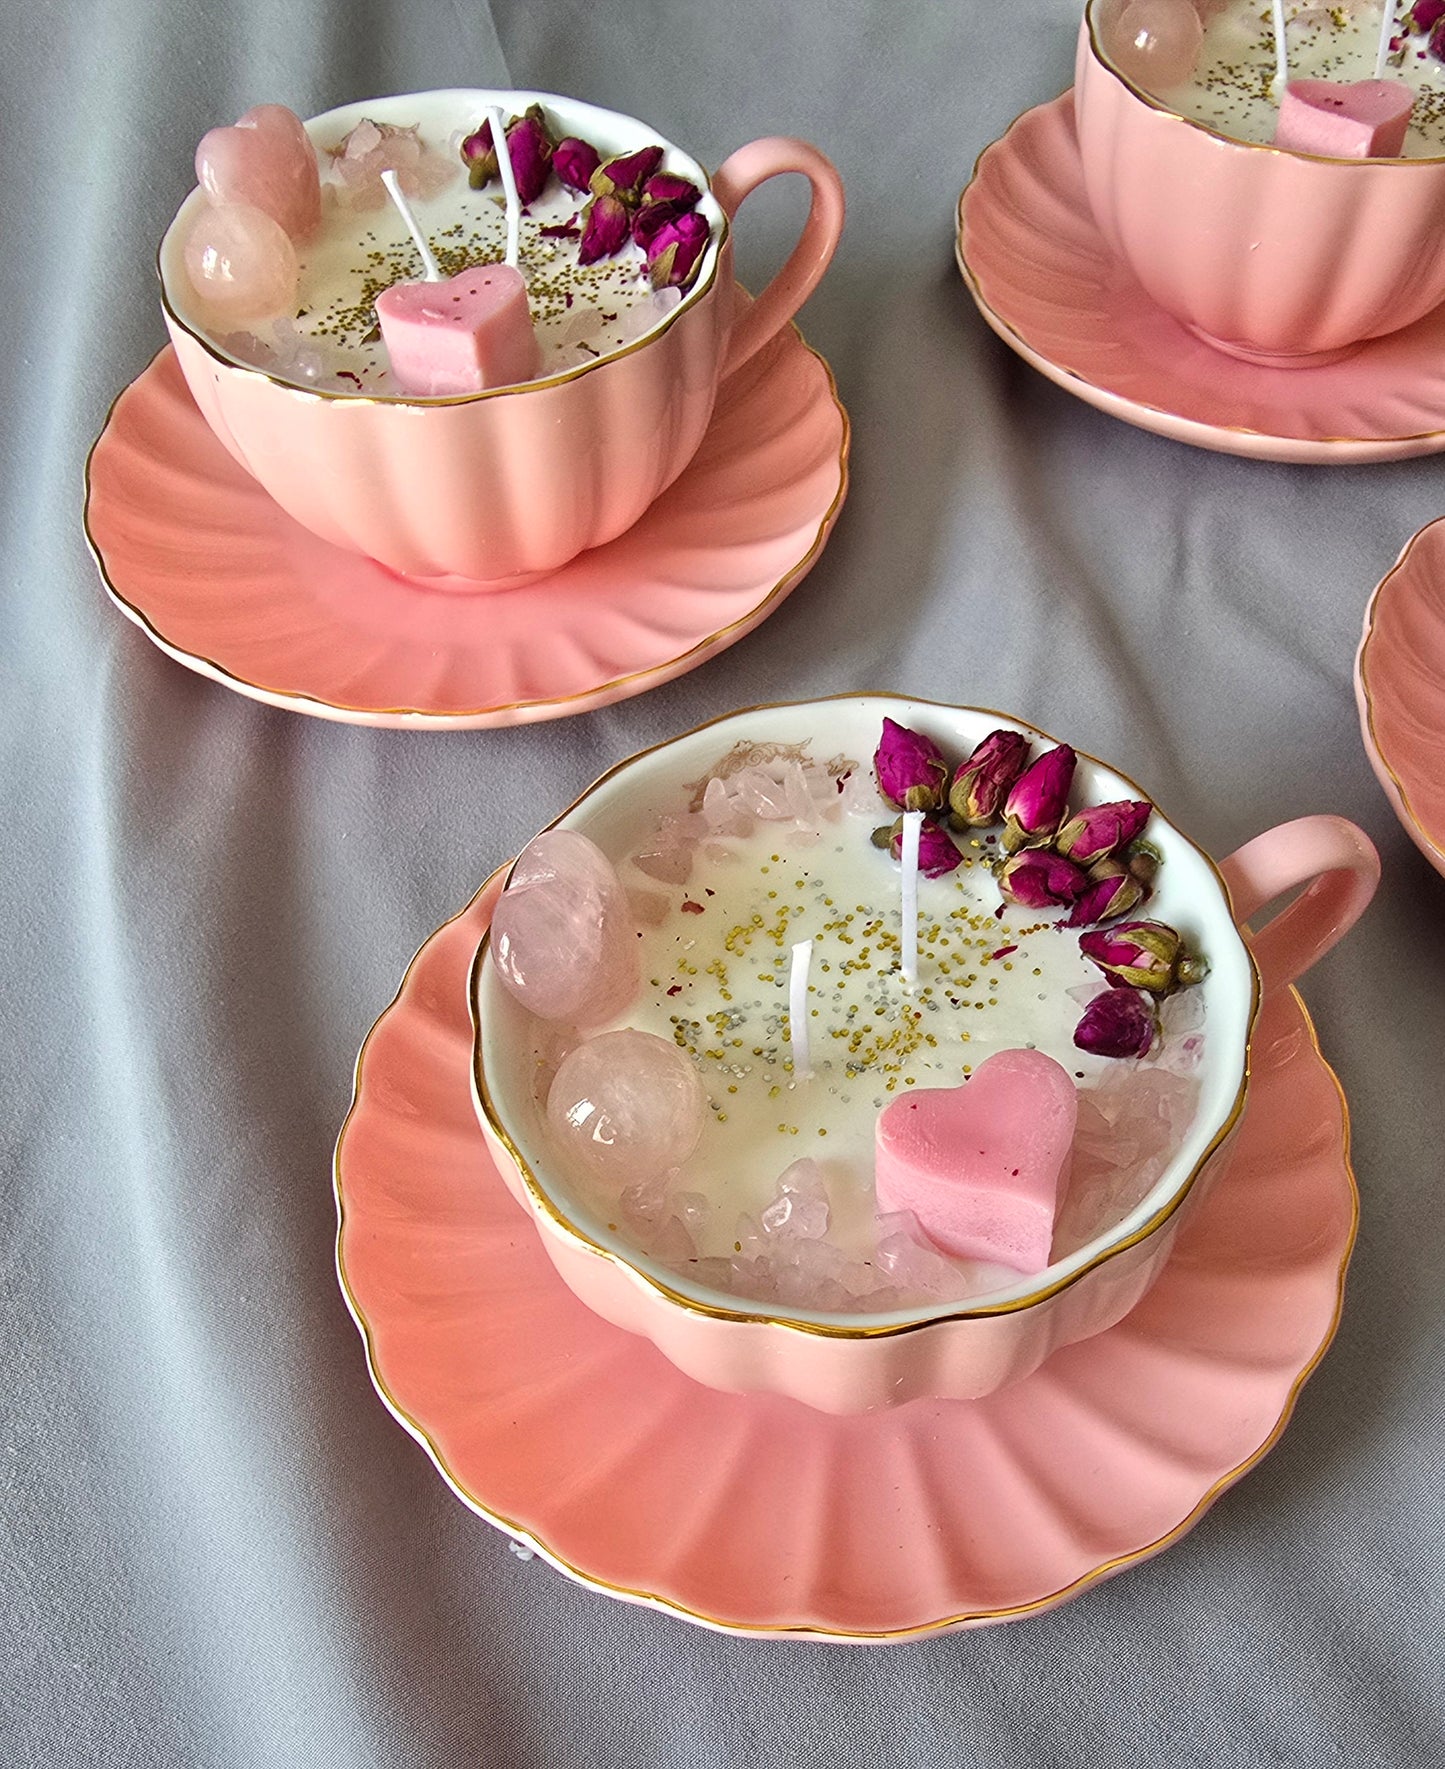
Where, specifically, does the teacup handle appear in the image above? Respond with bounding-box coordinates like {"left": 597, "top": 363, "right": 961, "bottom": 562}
{"left": 1219, "top": 815, "right": 1379, "bottom": 995}
{"left": 710, "top": 137, "right": 845, "bottom": 376}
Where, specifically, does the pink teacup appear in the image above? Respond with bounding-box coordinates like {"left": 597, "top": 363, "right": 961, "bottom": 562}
{"left": 1075, "top": 1, "right": 1445, "bottom": 366}
{"left": 470, "top": 696, "right": 1379, "bottom": 1414}
{"left": 158, "top": 90, "right": 844, "bottom": 586}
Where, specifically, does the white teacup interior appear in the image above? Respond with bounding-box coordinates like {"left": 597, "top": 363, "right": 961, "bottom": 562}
{"left": 476, "top": 699, "right": 1256, "bottom": 1327}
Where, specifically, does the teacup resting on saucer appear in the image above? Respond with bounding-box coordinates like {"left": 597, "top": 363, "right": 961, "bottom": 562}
{"left": 159, "top": 89, "right": 844, "bottom": 584}
{"left": 470, "top": 695, "right": 1378, "bottom": 1412}
{"left": 1076, "top": 0, "right": 1445, "bottom": 365}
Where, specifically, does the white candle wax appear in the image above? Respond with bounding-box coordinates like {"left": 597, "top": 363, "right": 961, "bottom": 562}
{"left": 535, "top": 807, "right": 1203, "bottom": 1263}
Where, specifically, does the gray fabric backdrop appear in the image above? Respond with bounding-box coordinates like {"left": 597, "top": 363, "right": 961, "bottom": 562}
{"left": 5, "top": 0, "right": 1444, "bottom": 1762}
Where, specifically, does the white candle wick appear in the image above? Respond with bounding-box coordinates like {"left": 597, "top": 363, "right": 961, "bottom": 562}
{"left": 1375, "top": 1, "right": 1396, "bottom": 80}
{"left": 380, "top": 169, "right": 443, "bottom": 283}
{"left": 788, "top": 940, "right": 813, "bottom": 1079}
{"left": 488, "top": 104, "right": 522, "bottom": 270}
{"left": 900, "top": 811, "right": 922, "bottom": 987}
{"left": 1272, "top": 0, "right": 1289, "bottom": 98}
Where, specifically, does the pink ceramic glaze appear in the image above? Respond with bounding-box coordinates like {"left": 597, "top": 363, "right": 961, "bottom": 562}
{"left": 470, "top": 698, "right": 1378, "bottom": 1413}
{"left": 335, "top": 875, "right": 1357, "bottom": 1639}
{"left": 1356, "top": 517, "right": 1445, "bottom": 875}
{"left": 1076, "top": 5, "right": 1445, "bottom": 365}
{"left": 159, "top": 90, "right": 845, "bottom": 583}
{"left": 83, "top": 332, "right": 848, "bottom": 727}
{"left": 956, "top": 95, "right": 1445, "bottom": 463}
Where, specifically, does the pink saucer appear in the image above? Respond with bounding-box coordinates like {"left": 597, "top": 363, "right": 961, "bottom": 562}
{"left": 334, "top": 875, "right": 1356, "bottom": 1642}
{"left": 1356, "top": 517, "right": 1445, "bottom": 874}
{"left": 957, "top": 96, "right": 1445, "bottom": 464}
{"left": 85, "top": 332, "right": 848, "bottom": 728}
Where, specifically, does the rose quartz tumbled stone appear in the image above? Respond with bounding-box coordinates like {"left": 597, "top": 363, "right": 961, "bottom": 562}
{"left": 874, "top": 1049, "right": 1078, "bottom": 1272}
{"left": 183, "top": 203, "right": 299, "bottom": 321}
{"left": 546, "top": 1028, "right": 706, "bottom": 1185}
{"left": 491, "top": 830, "right": 638, "bottom": 1025}
{"left": 1108, "top": 0, "right": 1204, "bottom": 91}
{"left": 195, "top": 104, "right": 321, "bottom": 241}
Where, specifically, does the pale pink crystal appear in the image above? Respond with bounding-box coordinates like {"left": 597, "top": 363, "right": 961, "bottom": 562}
{"left": 671, "top": 1190, "right": 710, "bottom": 1235}
{"left": 1051, "top": 1068, "right": 1200, "bottom": 1258}
{"left": 701, "top": 776, "right": 754, "bottom": 837}
{"left": 631, "top": 811, "right": 703, "bottom": 884}
{"left": 647, "top": 1215, "right": 697, "bottom": 1265}
{"left": 328, "top": 119, "right": 455, "bottom": 210}
{"left": 759, "top": 1158, "right": 831, "bottom": 1239}
{"left": 184, "top": 203, "right": 299, "bottom": 321}
{"left": 546, "top": 1028, "right": 706, "bottom": 1185}
{"left": 491, "top": 830, "right": 638, "bottom": 1025}
{"left": 873, "top": 1210, "right": 969, "bottom": 1299}
{"left": 837, "top": 766, "right": 882, "bottom": 819}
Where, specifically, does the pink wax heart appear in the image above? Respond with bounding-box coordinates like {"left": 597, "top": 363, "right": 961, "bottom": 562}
{"left": 196, "top": 104, "right": 321, "bottom": 240}
{"left": 375, "top": 265, "right": 541, "bottom": 396}
{"left": 874, "top": 1049, "right": 1078, "bottom": 1272}
{"left": 1273, "top": 79, "right": 1414, "bottom": 160}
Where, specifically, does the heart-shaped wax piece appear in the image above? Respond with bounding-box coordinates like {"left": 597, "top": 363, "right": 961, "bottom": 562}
{"left": 1273, "top": 79, "right": 1414, "bottom": 160}
{"left": 375, "top": 265, "right": 541, "bottom": 396}
{"left": 874, "top": 1049, "right": 1077, "bottom": 1272}
{"left": 196, "top": 104, "right": 321, "bottom": 240}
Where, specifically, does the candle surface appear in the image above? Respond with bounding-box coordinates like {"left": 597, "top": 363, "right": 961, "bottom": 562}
{"left": 506, "top": 751, "right": 1207, "bottom": 1312}
{"left": 171, "top": 94, "right": 707, "bottom": 393}
{"left": 1112, "top": 1, "right": 1445, "bottom": 153}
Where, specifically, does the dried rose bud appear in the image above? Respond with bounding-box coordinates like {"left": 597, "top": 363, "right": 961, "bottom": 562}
{"left": 632, "top": 196, "right": 691, "bottom": 250}
{"left": 1078, "top": 920, "right": 1208, "bottom": 994}
{"left": 882, "top": 817, "right": 963, "bottom": 878}
{"left": 553, "top": 135, "right": 602, "bottom": 192}
{"left": 1408, "top": 0, "right": 1445, "bottom": 33}
{"left": 1054, "top": 799, "right": 1152, "bottom": 866}
{"left": 998, "top": 849, "right": 1088, "bottom": 910}
{"left": 1002, "top": 744, "right": 1077, "bottom": 851}
{"left": 461, "top": 119, "right": 499, "bottom": 188}
{"left": 1433, "top": 16, "right": 1445, "bottom": 61}
{"left": 590, "top": 144, "right": 665, "bottom": 203}
{"left": 948, "top": 729, "right": 1031, "bottom": 827}
{"left": 1073, "top": 989, "right": 1159, "bottom": 1059}
{"left": 641, "top": 171, "right": 702, "bottom": 209}
{"left": 646, "top": 209, "right": 711, "bottom": 289}
{"left": 578, "top": 193, "right": 631, "bottom": 265}
{"left": 874, "top": 717, "right": 950, "bottom": 813}
{"left": 1064, "top": 860, "right": 1146, "bottom": 928}
{"left": 506, "top": 111, "right": 553, "bottom": 204}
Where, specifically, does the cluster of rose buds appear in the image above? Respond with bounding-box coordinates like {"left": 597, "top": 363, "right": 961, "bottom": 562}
{"left": 870, "top": 719, "right": 1158, "bottom": 913}
{"left": 460, "top": 108, "right": 711, "bottom": 289}
{"left": 871, "top": 717, "right": 1206, "bottom": 1060}
{"left": 1073, "top": 921, "right": 1208, "bottom": 1059}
